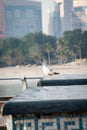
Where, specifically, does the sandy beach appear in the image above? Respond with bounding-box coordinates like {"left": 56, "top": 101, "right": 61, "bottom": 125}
{"left": 0, "top": 64, "right": 87, "bottom": 78}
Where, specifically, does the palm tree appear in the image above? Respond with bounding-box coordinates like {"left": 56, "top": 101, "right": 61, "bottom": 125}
{"left": 56, "top": 38, "right": 69, "bottom": 64}
{"left": 44, "top": 42, "right": 52, "bottom": 65}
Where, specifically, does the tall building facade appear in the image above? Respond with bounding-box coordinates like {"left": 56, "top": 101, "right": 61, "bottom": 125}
{"left": 0, "top": 0, "right": 5, "bottom": 38}
{"left": 47, "top": 2, "right": 61, "bottom": 38}
{"left": 56, "top": 0, "right": 73, "bottom": 35}
{"left": 72, "top": 6, "right": 87, "bottom": 31}
{"left": 4, "top": 0, "right": 42, "bottom": 37}
{"left": 73, "top": 0, "right": 87, "bottom": 7}
{"left": 72, "top": 0, "right": 87, "bottom": 31}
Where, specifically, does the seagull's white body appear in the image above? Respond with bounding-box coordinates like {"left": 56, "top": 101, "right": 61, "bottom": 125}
{"left": 43, "top": 64, "right": 52, "bottom": 76}
{"left": 42, "top": 61, "right": 59, "bottom": 76}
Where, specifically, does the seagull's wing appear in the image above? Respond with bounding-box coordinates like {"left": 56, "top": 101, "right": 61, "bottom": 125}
{"left": 48, "top": 66, "right": 60, "bottom": 75}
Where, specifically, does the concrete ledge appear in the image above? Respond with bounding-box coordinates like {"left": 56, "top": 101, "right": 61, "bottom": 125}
{"left": 37, "top": 79, "right": 87, "bottom": 86}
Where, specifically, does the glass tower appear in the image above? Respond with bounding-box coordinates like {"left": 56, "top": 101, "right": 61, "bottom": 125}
{"left": 0, "top": 0, "right": 5, "bottom": 38}
{"left": 72, "top": 6, "right": 87, "bottom": 31}
{"left": 4, "top": 0, "right": 42, "bottom": 37}
{"left": 48, "top": 2, "right": 61, "bottom": 38}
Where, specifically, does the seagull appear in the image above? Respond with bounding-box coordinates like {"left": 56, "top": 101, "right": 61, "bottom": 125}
{"left": 42, "top": 61, "right": 60, "bottom": 76}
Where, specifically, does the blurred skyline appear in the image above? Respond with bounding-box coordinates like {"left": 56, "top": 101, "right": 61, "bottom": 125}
{"left": 1, "top": 0, "right": 87, "bottom": 37}
{"left": 30, "top": 0, "right": 54, "bottom": 33}
{"left": 30, "top": 0, "right": 87, "bottom": 34}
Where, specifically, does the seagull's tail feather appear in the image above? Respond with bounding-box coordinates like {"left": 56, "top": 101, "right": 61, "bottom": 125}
{"left": 48, "top": 72, "right": 60, "bottom": 76}
{"left": 53, "top": 72, "right": 60, "bottom": 75}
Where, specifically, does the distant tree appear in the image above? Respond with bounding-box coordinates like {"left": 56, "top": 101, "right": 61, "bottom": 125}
{"left": 63, "top": 29, "right": 83, "bottom": 60}
{"left": 0, "top": 39, "right": 4, "bottom": 56}
{"left": 81, "top": 31, "right": 87, "bottom": 58}
{"left": 28, "top": 43, "right": 43, "bottom": 65}
{"left": 2, "top": 48, "right": 25, "bottom": 66}
{"left": 0, "top": 37, "right": 24, "bottom": 66}
{"left": 43, "top": 42, "right": 52, "bottom": 65}
{"left": 3, "top": 30, "right": 87, "bottom": 66}
{"left": 22, "top": 32, "right": 56, "bottom": 64}
{"left": 41, "top": 35, "right": 56, "bottom": 64}
{"left": 56, "top": 38, "right": 69, "bottom": 64}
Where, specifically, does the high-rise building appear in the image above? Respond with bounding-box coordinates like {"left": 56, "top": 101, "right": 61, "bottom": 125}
{"left": 72, "top": 6, "right": 87, "bottom": 31}
{"left": 0, "top": 0, "right": 5, "bottom": 38}
{"left": 47, "top": 2, "right": 61, "bottom": 38}
{"left": 73, "top": 0, "right": 87, "bottom": 7}
{"left": 4, "top": 0, "right": 42, "bottom": 37}
{"left": 72, "top": 0, "right": 87, "bottom": 31}
{"left": 56, "top": 0, "right": 73, "bottom": 35}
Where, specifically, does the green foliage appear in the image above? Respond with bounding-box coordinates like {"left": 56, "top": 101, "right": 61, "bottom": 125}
{"left": 0, "top": 30, "right": 87, "bottom": 67}
{"left": 28, "top": 43, "right": 43, "bottom": 64}
{"left": 0, "top": 32, "right": 56, "bottom": 66}
{"left": 56, "top": 38, "right": 70, "bottom": 64}
{"left": 55, "top": 29, "right": 87, "bottom": 64}
{"left": 0, "top": 37, "right": 25, "bottom": 66}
